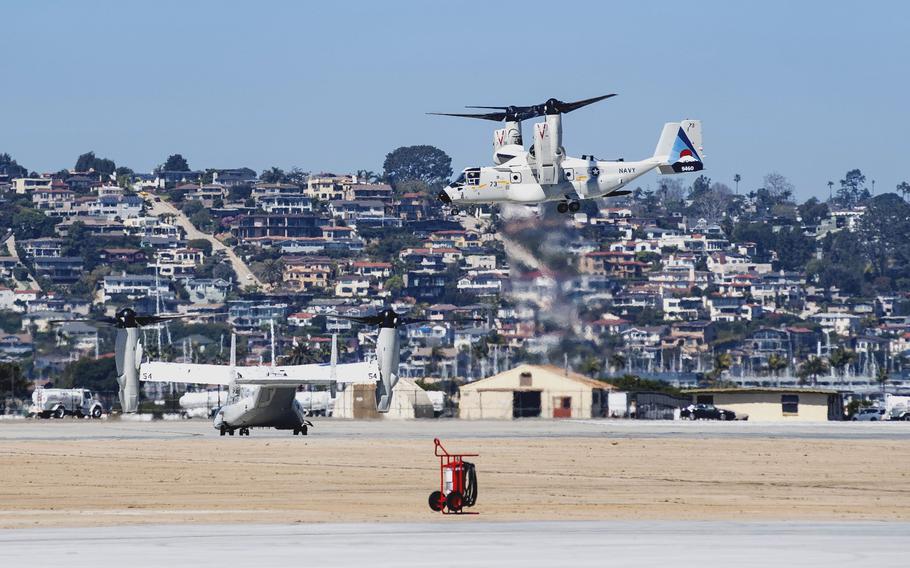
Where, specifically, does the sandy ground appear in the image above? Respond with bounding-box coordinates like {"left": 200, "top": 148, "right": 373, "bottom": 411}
{"left": 2, "top": 420, "right": 910, "bottom": 528}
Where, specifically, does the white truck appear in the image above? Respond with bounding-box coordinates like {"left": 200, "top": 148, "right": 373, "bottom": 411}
{"left": 885, "top": 394, "right": 910, "bottom": 421}
{"left": 30, "top": 388, "right": 105, "bottom": 419}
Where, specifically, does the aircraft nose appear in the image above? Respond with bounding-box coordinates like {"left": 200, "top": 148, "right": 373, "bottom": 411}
{"left": 436, "top": 190, "right": 452, "bottom": 204}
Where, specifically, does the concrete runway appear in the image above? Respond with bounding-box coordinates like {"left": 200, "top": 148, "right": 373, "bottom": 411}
{"left": 1, "top": 416, "right": 909, "bottom": 440}
{"left": 1, "top": 521, "right": 907, "bottom": 567}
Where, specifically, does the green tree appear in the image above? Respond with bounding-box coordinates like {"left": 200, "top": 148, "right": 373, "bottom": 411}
{"left": 259, "top": 167, "right": 287, "bottom": 183}
{"left": 688, "top": 174, "right": 712, "bottom": 200}
{"left": 162, "top": 154, "right": 190, "bottom": 172}
{"left": 74, "top": 151, "right": 116, "bottom": 175}
{"left": 189, "top": 209, "right": 214, "bottom": 232}
{"left": 766, "top": 353, "right": 788, "bottom": 377}
{"left": 858, "top": 193, "right": 910, "bottom": 281}
{"left": 382, "top": 145, "right": 452, "bottom": 190}
{"left": 212, "top": 262, "right": 236, "bottom": 282}
{"left": 875, "top": 367, "right": 890, "bottom": 395}
{"left": 798, "top": 197, "right": 829, "bottom": 225}
{"left": 256, "top": 258, "right": 286, "bottom": 287}
{"left": 774, "top": 226, "right": 816, "bottom": 271}
{"left": 58, "top": 357, "right": 118, "bottom": 392}
{"left": 706, "top": 352, "right": 732, "bottom": 383}
{"left": 580, "top": 356, "right": 603, "bottom": 378}
{"left": 608, "top": 353, "right": 627, "bottom": 372}
{"left": 186, "top": 238, "right": 214, "bottom": 256}
{"left": 797, "top": 356, "right": 829, "bottom": 386}
{"left": 836, "top": 169, "right": 870, "bottom": 207}
{"left": 281, "top": 341, "right": 328, "bottom": 365}
{"left": 8, "top": 207, "right": 59, "bottom": 239}
{"left": 0, "top": 362, "right": 30, "bottom": 399}
{"left": 828, "top": 347, "right": 857, "bottom": 379}
{"left": 898, "top": 181, "right": 910, "bottom": 201}
{"left": 384, "top": 274, "right": 404, "bottom": 294}
{"left": 0, "top": 153, "right": 28, "bottom": 178}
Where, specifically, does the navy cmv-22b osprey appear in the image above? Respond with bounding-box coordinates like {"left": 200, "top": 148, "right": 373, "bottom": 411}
{"left": 433, "top": 94, "right": 703, "bottom": 213}
{"left": 64, "top": 307, "right": 414, "bottom": 436}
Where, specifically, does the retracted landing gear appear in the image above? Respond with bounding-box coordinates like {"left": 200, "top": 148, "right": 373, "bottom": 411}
{"left": 556, "top": 200, "right": 580, "bottom": 214}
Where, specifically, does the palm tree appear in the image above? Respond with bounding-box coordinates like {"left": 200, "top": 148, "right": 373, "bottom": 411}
{"left": 875, "top": 368, "right": 890, "bottom": 396}
{"left": 256, "top": 258, "right": 286, "bottom": 288}
{"left": 733, "top": 173, "right": 741, "bottom": 195}
{"left": 798, "top": 356, "right": 829, "bottom": 386}
{"left": 766, "top": 353, "right": 788, "bottom": 379}
{"left": 707, "top": 353, "right": 732, "bottom": 384}
{"left": 608, "top": 353, "right": 627, "bottom": 373}
{"left": 827, "top": 180, "right": 834, "bottom": 201}
{"left": 897, "top": 181, "right": 910, "bottom": 201}
{"left": 828, "top": 348, "right": 857, "bottom": 381}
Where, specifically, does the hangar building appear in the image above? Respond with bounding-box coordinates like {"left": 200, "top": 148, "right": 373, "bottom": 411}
{"left": 458, "top": 364, "right": 614, "bottom": 419}
{"left": 684, "top": 387, "right": 844, "bottom": 421}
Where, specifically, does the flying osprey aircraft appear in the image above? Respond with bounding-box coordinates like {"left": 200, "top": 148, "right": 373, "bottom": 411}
{"left": 432, "top": 95, "right": 704, "bottom": 213}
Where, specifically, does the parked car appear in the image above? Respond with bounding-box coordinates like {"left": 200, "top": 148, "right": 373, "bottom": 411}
{"left": 852, "top": 407, "right": 886, "bottom": 421}
{"left": 680, "top": 403, "right": 736, "bottom": 421}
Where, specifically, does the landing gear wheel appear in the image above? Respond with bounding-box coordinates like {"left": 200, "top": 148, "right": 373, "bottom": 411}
{"left": 428, "top": 491, "right": 445, "bottom": 512}
{"left": 568, "top": 201, "right": 580, "bottom": 213}
{"left": 220, "top": 425, "right": 227, "bottom": 436}
{"left": 240, "top": 427, "right": 251, "bottom": 436}
{"left": 451, "top": 207, "right": 460, "bottom": 216}
{"left": 556, "top": 202, "right": 569, "bottom": 214}
{"left": 446, "top": 491, "right": 464, "bottom": 513}
{"left": 53, "top": 406, "right": 66, "bottom": 419}
{"left": 228, "top": 429, "right": 235, "bottom": 436}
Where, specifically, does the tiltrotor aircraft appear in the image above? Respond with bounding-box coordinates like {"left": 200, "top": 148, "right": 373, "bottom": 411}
{"left": 62, "top": 307, "right": 404, "bottom": 436}
{"left": 432, "top": 94, "right": 703, "bottom": 213}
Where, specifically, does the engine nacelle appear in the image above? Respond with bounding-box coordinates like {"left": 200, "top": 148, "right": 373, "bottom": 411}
{"left": 493, "top": 121, "right": 523, "bottom": 165}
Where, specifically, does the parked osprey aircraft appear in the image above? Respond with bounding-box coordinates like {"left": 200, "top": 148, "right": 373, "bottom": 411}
{"left": 432, "top": 95, "right": 704, "bottom": 213}
{"left": 62, "top": 307, "right": 405, "bottom": 436}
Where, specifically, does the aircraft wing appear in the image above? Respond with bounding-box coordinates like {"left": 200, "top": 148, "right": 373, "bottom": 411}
{"left": 140, "top": 362, "right": 234, "bottom": 386}
{"left": 234, "top": 361, "right": 379, "bottom": 386}
{"left": 139, "top": 360, "right": 379, "bottom": 386}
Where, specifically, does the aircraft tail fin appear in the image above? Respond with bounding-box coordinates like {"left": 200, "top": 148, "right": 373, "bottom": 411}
{"left": 653, "top": 119, "right": 703, "bottom": 174}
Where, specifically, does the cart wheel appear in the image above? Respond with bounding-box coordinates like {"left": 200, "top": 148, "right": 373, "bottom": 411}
{"left": 446, "top": 491, "right": 464, "bottom": 513}
{"left": 428, "top": 491, "right": 444, "bottom": 512}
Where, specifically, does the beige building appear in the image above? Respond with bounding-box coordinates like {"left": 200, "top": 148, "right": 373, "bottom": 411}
{"left": 459, "top": 364, "right": 613, "bottom": 420}
{"left": 333, "top": 377, "right": 434, "bottom": 420}
{"left": 684, "top": 388, "right": 844, "bottom": 422}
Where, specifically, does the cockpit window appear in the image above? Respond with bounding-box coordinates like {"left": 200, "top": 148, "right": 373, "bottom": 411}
{"left": 451, "top": 172, "right": 466, "bottom": 186}
{"left": 466, "top": 170, "right": 480, "bottom": 186}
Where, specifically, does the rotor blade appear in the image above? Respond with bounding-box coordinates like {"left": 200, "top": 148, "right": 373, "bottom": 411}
{"left": 464, "top": 105, "right": 509, "bottom": 109}
{"left": 554, "top": 93, "right": 616, "bottom": 114}
{"left": 49, "top": 317, "right": 117, "bottom": 326}
{"left": 134, "top": 313, "right": 216, "bottom": 326}
{"left": 331, "top": 314, "right": 384, "bottom": 326}
{"left": 427, "top": 111, "right": 507, "bottom": 122}
{"left": 401, "top": 316, "right": 487, "bottom": 327}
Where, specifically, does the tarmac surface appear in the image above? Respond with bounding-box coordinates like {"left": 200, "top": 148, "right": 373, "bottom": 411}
{"left": 2, "top": 416, "right": 910, "bottom": 440}
{"left": 1, "top": 521, "right": 907, "bottom": 567}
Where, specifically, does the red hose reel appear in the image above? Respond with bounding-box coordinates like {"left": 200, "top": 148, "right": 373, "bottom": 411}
{"left": 428, "top": 438, "right": 479, "bottom": 514}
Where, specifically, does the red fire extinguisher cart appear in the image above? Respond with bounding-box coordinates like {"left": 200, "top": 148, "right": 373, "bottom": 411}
{"left": 428, "top": 438, "right": 479, "bottom": 514}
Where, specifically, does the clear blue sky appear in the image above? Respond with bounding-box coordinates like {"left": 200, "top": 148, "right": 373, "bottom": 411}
{"left": 2, "top": 0, "right": 908, "bottom": 199}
